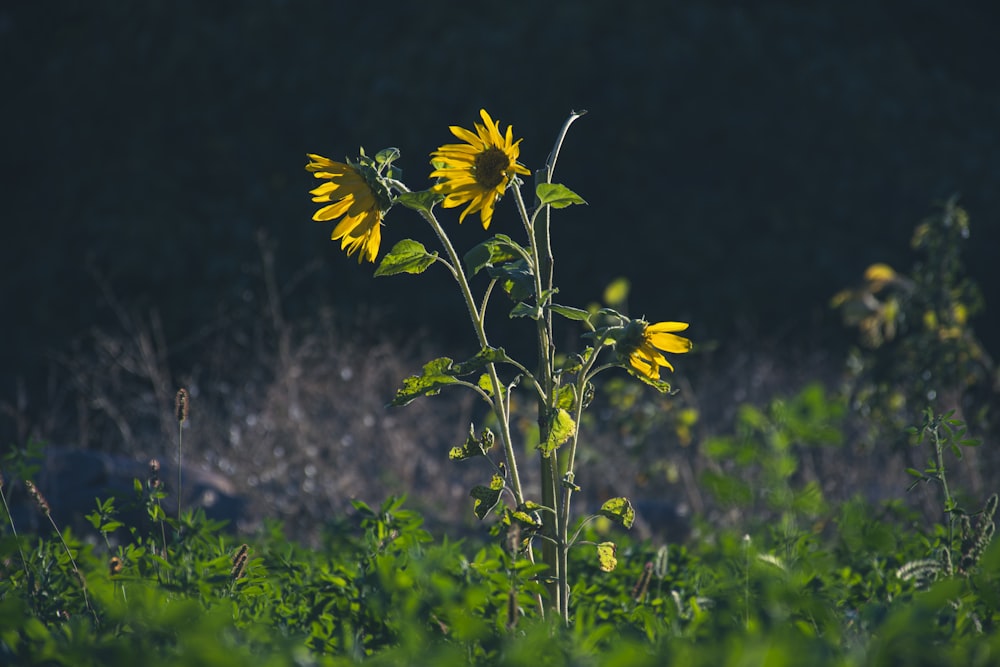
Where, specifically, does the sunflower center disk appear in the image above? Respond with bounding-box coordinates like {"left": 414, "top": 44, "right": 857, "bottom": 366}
{"left": 473, "top": 148, "right": 510, "bottom": 190}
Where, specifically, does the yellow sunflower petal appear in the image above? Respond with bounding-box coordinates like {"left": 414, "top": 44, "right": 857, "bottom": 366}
{"left": 647, "top": 321, "right": 689, "bottom": 333}
{"left": 313, "top": 197, "right": 355, "bottom": 221}
{"left": 647, "top": 332, "right": 693, "bottom": 354}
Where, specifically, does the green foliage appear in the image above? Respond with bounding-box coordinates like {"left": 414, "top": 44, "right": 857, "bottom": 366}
{"left": 374, "top": 239, "right": 438, "bottom": 276}
{"left": 598, "top": 497, "right": 636, "bottom": 530}
{"left": 389, "top": 349, "right": 511, "bottom": 407}
{"left": 2, "top": 452, "right": 999, "bottom": 665}
{"left": 834, "top": 197, "right": 998, "bottom": 447}
{"left": 535, "top": 183, "right": 587, "bottom": 209}
{"left": 464, "top": 234, "right": 529, "bottom": 276}
{"left": 702, "top": 382, "right": 844, "bottom": 528}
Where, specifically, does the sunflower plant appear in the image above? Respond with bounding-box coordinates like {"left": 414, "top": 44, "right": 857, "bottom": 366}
{"left": 306, "top": 109, "right": 692, "bottom": 621}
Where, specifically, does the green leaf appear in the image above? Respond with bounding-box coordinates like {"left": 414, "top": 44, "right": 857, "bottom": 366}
{"left": 452, "top": 346, "right": 510, "bottom": 375}
{"left": 555, "top": 385, "right": 577, "bottom": 410}
{"left": 470, "top": 474, "right": 505, "bottom": 520}
{"left": 374, "top": 239, "right": 438, "bottom": 277}
{"left": 395, "top": 190, "right": 443, "bottom": 214}
{"left": 549, "top": 303, "right": 591, "bottom": 322}
{"left": 599, "top": 497, "right": 636, "bottom": 529}
{"left": 449, "top": 425, "right": 496, "bottom": 461}
{"left": 102, "top": 520, "right": 125, "bottom": 533}
{"left": 556, "top": 353, "right": 584, "bottom": 374}
{"left": 518, "top": 500, "right": 546, "bottom": 512}
{"left": 390, "top": 349, "right": 508, "bottom": 406}
{"left": 502, "top": 507, "right": 543, "bottom": 551}
{"left": 504, "top": 507, "right": 543, "bottom": 529}
{"left": 538, "top": 409, "right": 576, "bottom": 458}
{"left": 536, "top": 182, "right": 587, "bottom": 208}
{"left": 627, "top": 367, "right": 673, "bottom": 393}
{"left": 486, "top": 260, "right": 535, "bottom": 302}
{"left": 477, "top": 373, "right": 505, "bottom": 399}
{"left": 464, "top": 234, "right": 528, "bottom": 276}
{"left": 561, "top": 472, "right": 581, "bottom": 492}
{"left": 509, "top": 302, "right": 542, "bottom": 320}
{"left": 389, "top": 357, "right": 460, "bottom": 406}
{"left": 374, "top": 147, "right": 401, "bottom": 165}
{"left": 596, "top": 542, "right": 618, "bottom": 572}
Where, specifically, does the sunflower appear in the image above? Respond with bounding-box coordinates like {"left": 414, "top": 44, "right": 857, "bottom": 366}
{"left": 618, "top": 320, "right": 693, "bottom": 381}
{"left": 306, "top": 154, "right": 389, "bottom": 263}
{"left": 430, "top": 109, "right": 531, "bottom": 229}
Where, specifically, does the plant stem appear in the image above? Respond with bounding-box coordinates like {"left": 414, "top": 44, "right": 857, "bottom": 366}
{"left": 48, "top": 514, "right": 98, "bottom": 625}
{"left": 517, "top": 110, "right": 588, "bottom": 620}
{"left": 928, "top": 415, "right": 956, "bottom": 545}
{"left": 0, "top": 483, "right": 30, "bottom": 581}
{"left": 412, "top": 204, "right": 526, "bottom": 508}
{"left": 177, "top": 424, "right": 183, "bottom": 522}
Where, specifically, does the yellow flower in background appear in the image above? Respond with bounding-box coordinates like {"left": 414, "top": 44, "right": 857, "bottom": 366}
{"left": 430, "top": 109, "right": 531, "bottom": 229}
{"left": 863, "top": 263, "right": 897, "bottom": 292}
{"left": 619, "top": 320, "right": 693, "bottom": 381}
{"left": 306, "top": 154, "right": 387, "bottom": 263}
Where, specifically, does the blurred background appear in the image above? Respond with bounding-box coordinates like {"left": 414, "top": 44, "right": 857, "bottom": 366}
{"left": 2, "top": 1, "right": 998, "bottom": 540}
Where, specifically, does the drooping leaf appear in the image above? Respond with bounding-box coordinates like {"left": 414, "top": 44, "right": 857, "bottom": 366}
{"left": 396, "top": 190, "right": 444, "bottom": 214}
{"left": 597, "top": 542, "right": 618, "bottom": 572}
{"left": 390, "top": 349, "right": 510, "bottom": 407}
{"left": 561, "top": 473, "right": 581, "bottom": 492}
{"left": 477, "top": 373, "right": 500, "bottom": 398}
{"left": 599, "top": 497, "right": 636, "bottom": 529}
{"left": 517, "top": 500, "right": 546, "bottom": 513}
{"left": 449, "top": 425, "right": 496, "bottom": 461}
{"left": 509, "top": 302, "right": 542, "bottom": 320}
{"left": 549, "top": 303, "right": 591, "bottom": 322}
{"left": 557, "top": 348, "right": 594, "bottom": 374}
{"left": 538, "top": 408, "right": 576, "bottom": 457}
{"left": 536, "top": 182, "right": 587, "bottom": 209}
{"left": 464, "top": 234, "right": 528, "bottom": 276}
{"left": 374, "top": 239, "right": 438, "bottom": 277}
{"left": 504, "top": 507, "right": 543, "bottom": 530}
{"left": 389, "top": 357, "right": 460, "bottom": 406}
{"left": 452, "top": 346, "right": 510, "bottom": 375}
{"left": 487, "top": 260, "right": 535, "bottom": 302}
{"left": 470, "top": 474, "right": 505, "bottom": 520}
{"left": 627, "top": 367, "right": 674, "bottom": 394}
{"left": 555, "top": 385, "right": 577, "bottom": 410}
{"left": 502, "top": 506, "right": 543, "bottom": 552}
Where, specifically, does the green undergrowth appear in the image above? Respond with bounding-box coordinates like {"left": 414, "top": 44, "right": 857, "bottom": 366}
{"left": 2, "top": 198, "right": 998, "bottom": 665}
{"left": 2, "top": 467, "right": 999, "bottom": 666}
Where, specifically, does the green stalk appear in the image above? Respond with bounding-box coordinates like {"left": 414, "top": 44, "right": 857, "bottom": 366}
{"left": 411, "top": 204, "right": 526, "bottom": 508}
{"left": 515, "top": 110, "right": 587, "bottom": 619}
{"left": 513, "top": 183, "right": 561, "bottom": 615}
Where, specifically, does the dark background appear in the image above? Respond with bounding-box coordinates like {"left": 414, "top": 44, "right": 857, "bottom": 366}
{"left": 3, "top": 0, "right": 999, "bottom": 437}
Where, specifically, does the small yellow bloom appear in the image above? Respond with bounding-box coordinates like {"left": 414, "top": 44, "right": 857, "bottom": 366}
{"left": 619, "top": 320, "right": 693, "bottom": 381}
{"left": 863, "top": 263, "right": 897, "bottom": 293}
{"left": 863, "top": 263, "right": 896, "bottom": 283}
{"left": 306, "top": 154, "right": 388, "bottom": 263}
{"left": 430, "top": 109, "right": 531, "bottom": 229}
{"left": 952, "top": 303, "right": 968, "bottom": 326}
